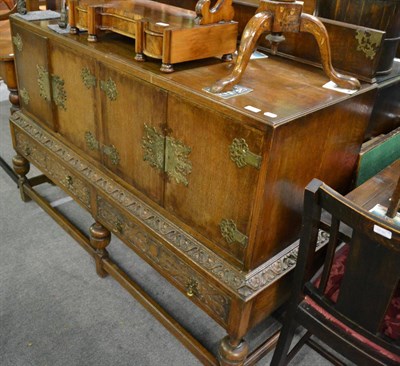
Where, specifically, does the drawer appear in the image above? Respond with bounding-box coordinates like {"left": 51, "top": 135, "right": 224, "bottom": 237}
{"left": 14, "top": 128, "right": 92, "bottom": 211}
{"left": 96, "top": 194, "right": 232, "bottom": 326}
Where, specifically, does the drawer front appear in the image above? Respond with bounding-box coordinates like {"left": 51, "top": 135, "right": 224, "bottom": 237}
{"left": 13, "top": 128, "right": 91, "bottom": 210}
{"left": 96, "top": 194, "right": 231, "bottom": 326}
{"left": 10, "top": 22, "right": 55, "bottom": 130}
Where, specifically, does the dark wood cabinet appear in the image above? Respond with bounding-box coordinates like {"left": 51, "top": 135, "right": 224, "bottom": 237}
{"left": 9, "top": 14, "right": 377, "bottom": 365}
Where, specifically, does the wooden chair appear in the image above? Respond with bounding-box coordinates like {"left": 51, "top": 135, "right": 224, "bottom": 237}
{"left": 270, "top": 178, "right": 400, "bottom": 366}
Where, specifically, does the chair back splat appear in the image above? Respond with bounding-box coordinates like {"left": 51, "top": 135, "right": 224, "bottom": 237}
{"left": 271, "top": 178, "right": 400, "bottom": 366}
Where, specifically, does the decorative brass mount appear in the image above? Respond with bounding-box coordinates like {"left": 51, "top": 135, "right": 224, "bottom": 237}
{"left": 36, "top": 65, "right": 67, "bottom": 109}
{"left": 142, "top": 124, "right": 192, "bottom": 186}
{"left": 229, "top": 138, "right": 262, "bottom": 169}
{"left": 210, "top": 0, "right": 360, "bottom": 93}
{"left": 84, "top": 131, "right": 120, "bottom": 165}
{"left": 12, "top": 33, "right": 23, "bottom": 52}
{"left": 220, "top": 219, "right": 248, "bottom": 247}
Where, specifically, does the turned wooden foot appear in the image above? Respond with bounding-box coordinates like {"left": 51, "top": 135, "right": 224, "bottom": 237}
{"left": 12, "top": 154, "right": 30, "bottom": 202}
{"left": 89, "top": 222, "right": 111, "bottom": 278}
{"left": 218, "top": 336, "right": 249, "bottom": 366}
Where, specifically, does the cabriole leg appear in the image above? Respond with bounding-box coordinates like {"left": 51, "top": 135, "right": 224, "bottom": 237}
{"left": 89, "top": 222, "right": 111, "bottom": 278}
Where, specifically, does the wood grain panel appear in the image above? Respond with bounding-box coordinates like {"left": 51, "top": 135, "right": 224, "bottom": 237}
{"left": 10, "top": 23, "right": 54, "bottom": 129}
{"left": 100, "top": 65, "right": 166, "bottom": 205}
{"left": 165, "top": 93, "right": 264, "bottom": 266}
{"left": 49, "top": 43, "right": 100, "bottom": 162}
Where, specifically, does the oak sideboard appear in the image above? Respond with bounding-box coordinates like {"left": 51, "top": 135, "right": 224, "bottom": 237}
{"left": 9, "top": 13, "right": 376, "bottom": 365}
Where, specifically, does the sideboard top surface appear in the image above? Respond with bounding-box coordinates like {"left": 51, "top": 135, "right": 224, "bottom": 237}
{"left": 11, "top": 16, "right": 377, "bottom": 130}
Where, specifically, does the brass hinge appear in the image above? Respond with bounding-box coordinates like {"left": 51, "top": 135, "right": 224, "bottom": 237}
{"left": 84, "top": 131, "right": 120, "bottom": 165}
{"left": 142, "top": 124, "right": 192, "bottom": 186}
{"left": 12, "top": 33, "right": 23, "bottom": 52}
{"left": 229, "top": 138, "right": 262, "bottom": 170}
{"left": 36, "top": 65, "right": 67, "bottom": 109}
{"left": 220, "top": 219, "right": 248, "bottom": 247}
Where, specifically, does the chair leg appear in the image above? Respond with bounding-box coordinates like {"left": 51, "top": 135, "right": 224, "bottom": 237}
{"left": 270, "top": 320, "right": 298, "bottom": 366}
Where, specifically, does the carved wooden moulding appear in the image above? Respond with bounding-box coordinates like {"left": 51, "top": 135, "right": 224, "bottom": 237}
{"left": 68, "top": 0, "right": 238, "bottom": 72}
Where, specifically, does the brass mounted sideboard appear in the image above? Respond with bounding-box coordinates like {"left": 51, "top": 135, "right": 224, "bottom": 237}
{"left": 9, "top": 13, "right": 377, "bottom": 366}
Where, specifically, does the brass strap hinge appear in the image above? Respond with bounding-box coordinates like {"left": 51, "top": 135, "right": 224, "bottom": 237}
{"left": 36, "top": 65, "right": 67, "bottom": 109}
{"left": 142, "top": 124, "right": 192, "bottom": 186}
{"left": 84, "top": 131, "right": 120, "bottom": 165}
{"left": 220, "top": 219, "right": 248, "bottom": 247}
{"left": 229, "top": 138, "right": 262, "bottom": 170}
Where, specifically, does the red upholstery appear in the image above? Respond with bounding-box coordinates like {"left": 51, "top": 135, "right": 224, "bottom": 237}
{"left": 316, "top": 244, "right": 400, "bottom": 340}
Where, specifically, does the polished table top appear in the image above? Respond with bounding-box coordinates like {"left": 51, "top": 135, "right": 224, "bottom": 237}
{"left": 346, "top": 158, "right": 400, "bottom": 213}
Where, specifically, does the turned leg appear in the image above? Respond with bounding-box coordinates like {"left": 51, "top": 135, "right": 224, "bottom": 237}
{"left": 160, "top": 63, "right": 174, "bottom": 73}
{"left": 87, "top": 5, "right": 100, "bottom": 42}
{"left": 89, "top": 222, "right": 111, "bottom": 278}
{"left": 300, "top": 13, "right": 360, "bottom": 90}
{"left": 12, "top": 154, "right": 30, "bottom": 202}
{"left": 218, "top": 336, "right": 249, "bottom": 366}
{"left": 210, "top": 11, "right": 273, "bottom": 93}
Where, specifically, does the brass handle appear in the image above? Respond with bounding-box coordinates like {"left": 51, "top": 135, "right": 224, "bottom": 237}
{"left": 113, "top": 219, "right": 123, "bottom": 234}
{"left": 65, "top": 175, "right": 73, "bottom": 188}
{"left": 185, "top": 278, "right": 198, "bottom": 297}
{"left": 24, "top": 147, "right": 31, "bottom": 156}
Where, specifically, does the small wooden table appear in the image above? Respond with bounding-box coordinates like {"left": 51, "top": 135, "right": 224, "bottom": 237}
{"left": 346, "top": 158, "right": 400, "bottom": 212}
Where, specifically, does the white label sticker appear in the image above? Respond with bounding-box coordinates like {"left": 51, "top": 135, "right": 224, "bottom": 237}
{"left": 373, "top": 224, "right": 392, "bottom": 239}
{"left": 322, "top": 81, "right": 358, "bottom": 95}
{"left": 264, "top": 112, "right": 277, "bottom": 118}
{"left": 244, "top": 105, "right": 261, "bottom": 113}
{"left": 155, "top": 22, "right": 169, "bottom": 27}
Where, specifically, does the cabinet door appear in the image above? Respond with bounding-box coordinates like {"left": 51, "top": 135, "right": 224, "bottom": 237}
{"left": 11, "top": 23, "right": 54, "bottom": 129}
{"left": 99, "top": 65, "right": 166, "bottom": 205}
{"left": 165, "top": 94, "right": 264, "bottom": 266}
{"left": 49, "top": 43, "right": 100, "bottom": 162}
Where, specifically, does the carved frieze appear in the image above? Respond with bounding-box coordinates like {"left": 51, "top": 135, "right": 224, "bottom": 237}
{"left": 97, "top": 195, "right": 231, "bottom": 323}
{"left": 14, "top": 130, "right": 91, "bottom": 209}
